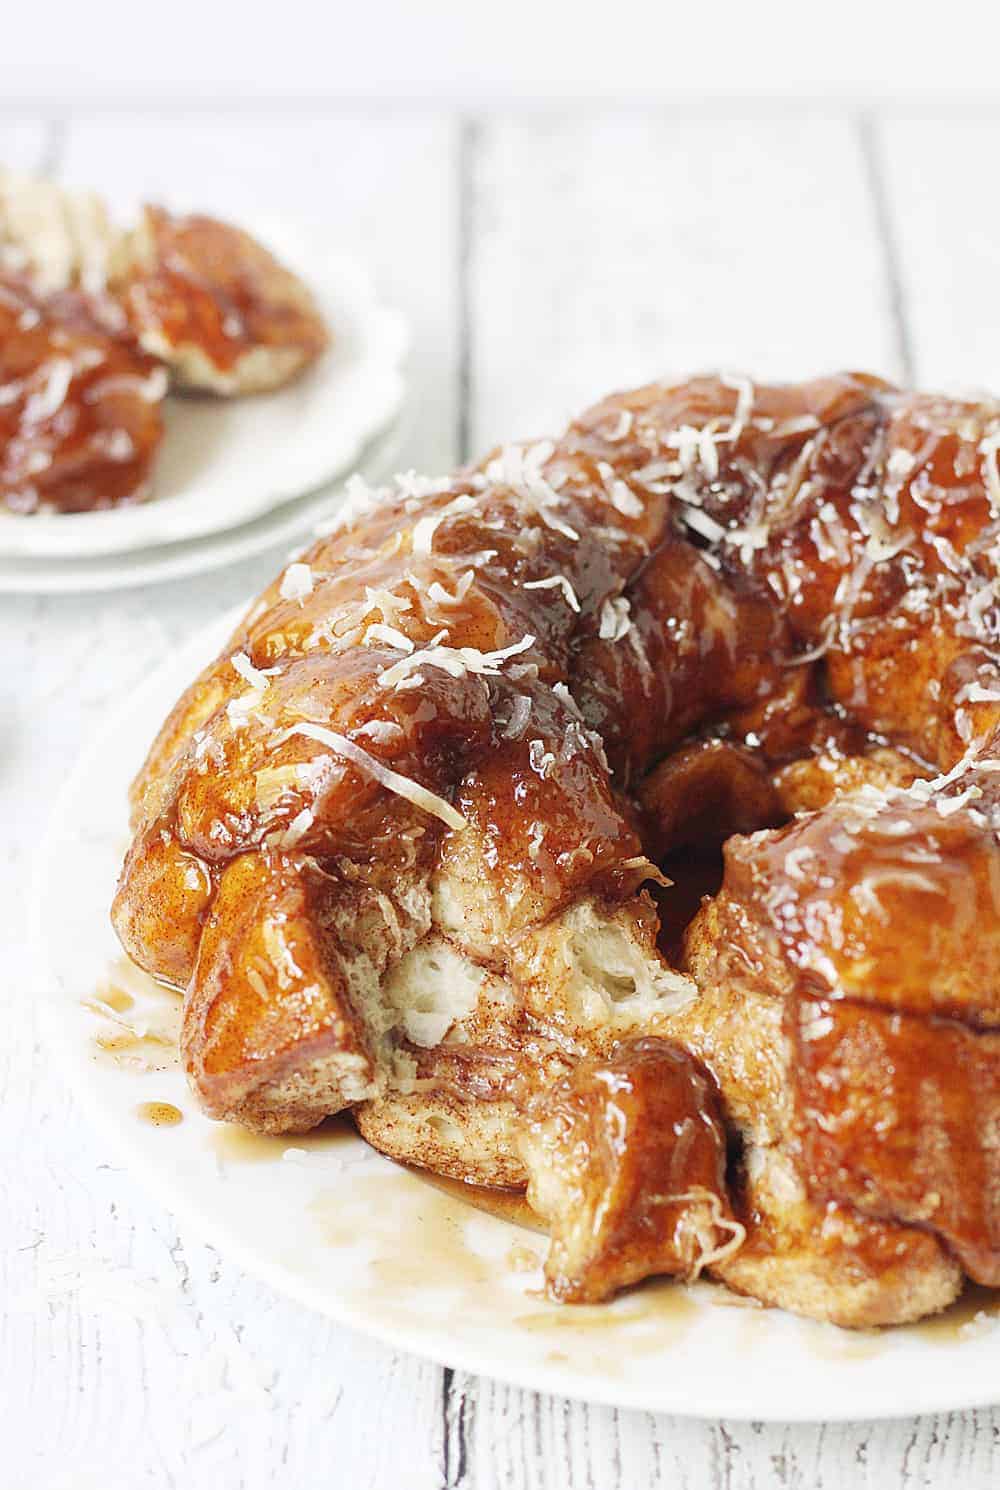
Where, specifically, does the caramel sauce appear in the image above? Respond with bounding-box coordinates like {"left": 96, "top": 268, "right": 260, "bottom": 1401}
{"left": 0, "top": 274, "right": 164, "bottom": 514}
{"left": 415, "top": 1171, "right": 545, "bottom": 1234}
{"left": 135, "top": 1100, "right": 183, "bottom": 1127}
{"left": 92, "top": 1026, "right": 177, "bottom": 1071}
{"left": 210, "top": 1113, "right": 357, "bottom": 1164}
{"left": 310, "top": 1170, "right": 496, "bottom": 1294}
{"left": 513, "top": 1280, "right": 699, "bottom": 1343}
{"left": 914, "top": 1284, "right": 1000, "bottom": 1343}
{"left": 85, "top": 956, "right": 183, "bottom": 1073}
{"left": 94, "top": 983, "right": 135, "bottom": 1014}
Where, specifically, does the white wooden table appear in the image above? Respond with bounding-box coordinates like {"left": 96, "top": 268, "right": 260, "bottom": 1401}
{"left": 4, "top": 105, "right": 1000, "bottom": 1489}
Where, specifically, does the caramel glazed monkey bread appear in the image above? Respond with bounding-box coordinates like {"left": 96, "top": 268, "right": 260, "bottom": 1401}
{"left": 113, "top": 372, "right": 1000, "bottom": 1327}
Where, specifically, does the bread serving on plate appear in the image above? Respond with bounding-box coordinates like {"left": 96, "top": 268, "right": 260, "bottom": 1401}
{"left": 0, "top": 171, "right": 329, "bottom": 513}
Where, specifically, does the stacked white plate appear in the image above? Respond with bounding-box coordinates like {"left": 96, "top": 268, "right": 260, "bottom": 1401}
{"left": 0, "top": 221, "right": 409, "bottom": 592}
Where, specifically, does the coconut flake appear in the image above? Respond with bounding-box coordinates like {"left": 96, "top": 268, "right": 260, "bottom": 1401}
{"left": 552, "top": 681, "right": 583, "bottom": 718}
{"left": 273, "top": 807, "right": 315, "bottom": 849}
{"left": 279, "top": 722, "right": 466, "bottom": 831}
{"left": 364, "top": 623, "right": 415, "bottom": 653}
{"left": 724, "top": 521, "right": 770, "bottom": 565}
{"left": 485, "top": 441, "right": 580, "bottom": 540}
{"left": 500, "top": 694, "right": 533, "bottom": 739}
{"left": 231, "top": 652, "right": 273, "bottom": 689}
{"left": 887, "top": 446, "right": 917, "bottom": 479}
{"left": 377, "top": 633, "right": 535, "bottom": 690}
{"left": 427, "top": 570, "right": 475, "bottom": 607}
{"left": 523, "top": 575, "right": 581, "bottom": 612}
{"left": 411, "top": 493, "right": 477, "bottom": 556}
{"left": 363, "top": 585, "right": 412, "bottom": 624}
{"left": 936, "top": 785, "right": 984, "bottom": 817}
{"left": 720, "top": 373, "right": 754, "bottom": 444}
{"left": 528, "top": 739, "right": 556, "bottom": 778}
{"left": 598, "top": 596, "right": 631, "bottom": 642}
{"left": 679, "top": 506, "right": 727, "bottom": 544}
{"left": 24, "top": 356, "right": 73, "bottom": 422}
{"left": 980, "top": 431, "right": 1000, "bottom": 516}
{"left": 279, "top": 562, "right": 314, "bottom": 602}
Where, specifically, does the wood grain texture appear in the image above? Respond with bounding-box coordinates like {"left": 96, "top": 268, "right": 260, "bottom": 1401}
{"left": 879, "top": 116, "right": 1000, "bottom": 392}
{"left": 3, "top": 108, "right": 1000, "bottom": 1489}
{"left": 466, "top": 113, "right": 901, "bottom": 451}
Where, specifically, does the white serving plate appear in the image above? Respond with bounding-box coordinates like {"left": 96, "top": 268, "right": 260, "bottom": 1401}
{"left": 1, "top": 220, "right": 407, "bottom": 560}
{"left": 33, "top": 608, "right": 1000, "bottom": 1421}
{"left": 0, "top": 417, "right": 405, "bottom": 593}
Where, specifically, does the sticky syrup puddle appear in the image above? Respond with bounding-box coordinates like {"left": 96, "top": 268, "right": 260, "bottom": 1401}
{"left": 83, "top": 955, "right": 183, "bottom": 1074}
{"left": 84, "top": 954, "right": 1000, "bottom": 1361}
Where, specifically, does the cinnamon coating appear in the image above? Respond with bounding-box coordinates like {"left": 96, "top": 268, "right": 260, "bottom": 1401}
{"left": 114, "top": 372, "right": 1000, "bottom": 1322}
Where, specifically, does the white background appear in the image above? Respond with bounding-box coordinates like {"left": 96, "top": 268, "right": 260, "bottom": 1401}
{"left": 6, "top": 10, "right": 1000, "bottom": 1489}
{"left": 4, "top": 0, "right": 1000, "bottom": 106}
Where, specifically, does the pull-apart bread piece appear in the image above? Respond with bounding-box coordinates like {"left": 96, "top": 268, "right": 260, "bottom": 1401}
{"left": 1, "top": 172, "right": 328, "bottom": 399}
{"left": 114, "top": 372, "right": 1000, "bottom": 1325}
{"left": 117, "top": 205, "right": 329, "bottom": 394}
{"left": 1, "top": 173, "right": 327, "bottom": 514}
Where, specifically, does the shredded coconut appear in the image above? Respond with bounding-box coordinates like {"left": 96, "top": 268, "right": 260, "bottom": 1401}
{"left": 377, "top": 632, "right": 535, "bottom": 690}
{"left": 598, "top": 596, "right": 631, "bottom": 641}
{"left": 427, "top": 570, "right": 475, "bottom": 608}
{"left": 279, "top": 562, "right": 314, "bottom": 602}
{"left": 231, "top": 652, "right": 274, "bottom": 689}
{"left": 411, "top": 493, "right": 477, "bottom": 556}
{"left": 720, "top": 373, "right": 754, "bottom": 444}
{"left": 364, "top": 623, "right": 415, "bottom": 652}
{"left": 679, "top": 506, "right": 727, "bottom": 544}
{"left": 528, "top": 739, "right": 556, "bottom": 778}
{"left": 980, "top": 431, "right": 1000, "bottom": 516}
{"left": 523, "top": 575, "right": 581, "bottom": 612}
{"left": 485, "top": 441, "right": 580, "bottom": 540}
{"left": 500, "top": 695, "right": 533, "bottom": 739}
{"left": 606, "top": 410, "right": 633, "bottom": 442}
{"left": 278, "top": 722, "right": 466, "bottom": 831}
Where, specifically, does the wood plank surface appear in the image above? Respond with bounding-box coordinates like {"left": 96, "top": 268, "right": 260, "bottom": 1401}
{"left": 3, "top": 107, "right": 1000, "bottom": 1489}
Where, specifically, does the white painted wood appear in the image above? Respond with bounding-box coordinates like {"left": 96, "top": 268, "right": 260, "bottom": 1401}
{"left": 5, "top": 106, "right": 1000, "bottom": 1489}
{"left": 1, "top": 112, "right": 456, "bottom": 1490}
{"left": 879, "top": 117, "right": 1000, "bottom": 393}
{"left": 455, "top": 107, "right": 1000, "bottom": 1488}
{"left": 467, "top": 113, "right": 901, "bottom": 452}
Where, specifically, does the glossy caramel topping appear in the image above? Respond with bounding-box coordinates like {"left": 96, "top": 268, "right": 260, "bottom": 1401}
{"left": 519, "top": 1037, "right": 737, "bottom": 1303}
{"left": 0, "top": 275, "right": 165, "bottom": 513}
{"left": 791, "top": 998, "right": 1000, "bottom": 1285}
{"left": 121, "top": 206, "right": 328, "bottom": 384}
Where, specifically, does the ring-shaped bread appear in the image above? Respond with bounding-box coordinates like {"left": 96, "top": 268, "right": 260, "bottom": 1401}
{"left": 113, "top": 373, "right": 1000, "bottom": 1323}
